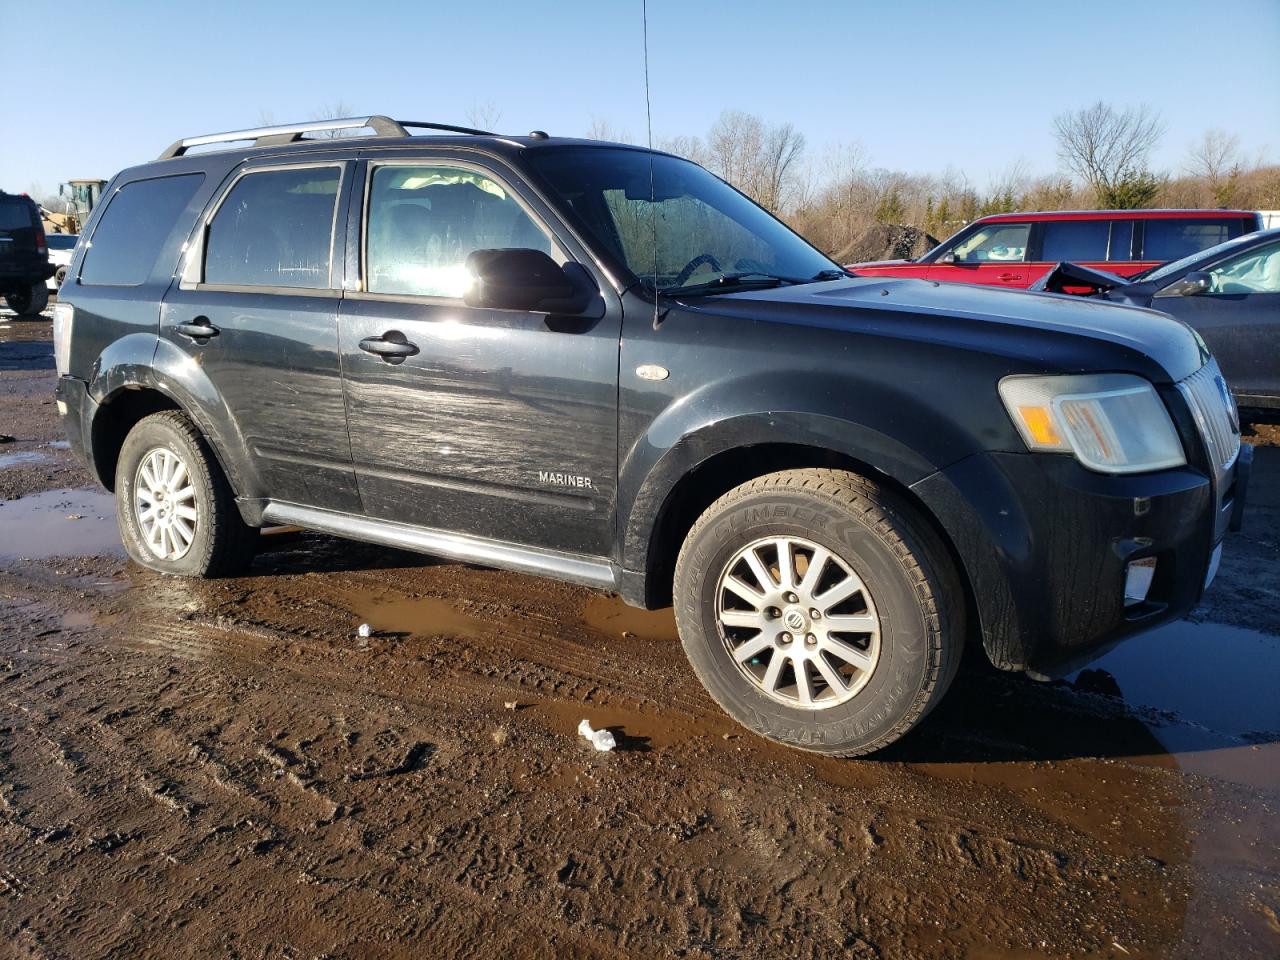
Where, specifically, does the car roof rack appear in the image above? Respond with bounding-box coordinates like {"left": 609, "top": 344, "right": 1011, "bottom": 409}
{"left": 157, "top": 115, "right": 497, "bottom": 161}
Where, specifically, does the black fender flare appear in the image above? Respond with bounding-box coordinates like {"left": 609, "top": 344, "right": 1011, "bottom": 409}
{"left": 87, "top": 334, "right": 261, "bottom": 498}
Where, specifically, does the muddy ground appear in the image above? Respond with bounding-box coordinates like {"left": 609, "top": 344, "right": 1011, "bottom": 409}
{"left": 1, "top": 305, "right": 1277, "bottom": 959}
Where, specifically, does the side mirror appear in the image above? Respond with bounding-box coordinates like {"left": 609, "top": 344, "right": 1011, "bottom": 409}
{"left": 1156, "top": 270, "right": 1212, "bottom": 298}
{"left": 464, "top": 248, "right": 599, "bottom": 315}
{"left": 938, "top": 252, "right": 957, "bottom": 265}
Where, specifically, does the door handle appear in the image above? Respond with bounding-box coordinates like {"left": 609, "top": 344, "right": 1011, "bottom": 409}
{"left": 359, "top": 331, "right": 419, "bottom": 364}
{"left": 174, "top": 317, "right": 219, "bottom": 342}
{"left": 996, "top": 273, "right": 1024, "bottom": 282}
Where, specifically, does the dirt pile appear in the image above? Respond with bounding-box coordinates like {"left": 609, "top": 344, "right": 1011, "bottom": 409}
{"left": 837, "top": 223, "right": 939, "bottom": 266}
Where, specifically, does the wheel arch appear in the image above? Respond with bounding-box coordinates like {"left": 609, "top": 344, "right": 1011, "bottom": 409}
{"left": 87, "top": 339, "right": 258, "bottom": 499}
{"left": 619, "top": 416, "right": 981, "bottom": 648}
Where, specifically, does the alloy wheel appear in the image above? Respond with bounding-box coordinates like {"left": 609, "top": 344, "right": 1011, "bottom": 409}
{"left": 134, "top": 447, "right": 199, "bottom": 560}
{"left": 716, "top": 536, "right": 881, "bottom": 709}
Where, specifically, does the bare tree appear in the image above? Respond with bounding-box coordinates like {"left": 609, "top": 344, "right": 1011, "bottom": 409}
{"left": 703, "top": 110, "right": 805, "bottom": 212}
{"left": 1187, "top": 129, "right": 1240, "bottom": 181}
{"left": 307, "top": 101, "right": 360, "bottom": 138}
{"left": 465, "top": 100, "right": 503, "bottom": 132}
{"left": 586, "top": 116, "right": 634, "bottom": 144}
{"left": 1053, "top": 102, "right": 1164, "bottom": 207}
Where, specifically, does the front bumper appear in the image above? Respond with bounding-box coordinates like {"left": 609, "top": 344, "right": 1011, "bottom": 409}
{"left": 913, "top": 446, "right": 1247, "bottom": 677}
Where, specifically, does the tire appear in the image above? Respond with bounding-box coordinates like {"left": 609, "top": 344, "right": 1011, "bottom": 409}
{"left": 115, "top": 411, "right": 258, "bottom": 577}
{"left": 54, "top": 266, "right": 68, "bottom": 289}
{"left": 5, "top": 282, "right": 48, "bottom": 317}
{"left": 673, "top": 468, "right": 964, "bottom": 757}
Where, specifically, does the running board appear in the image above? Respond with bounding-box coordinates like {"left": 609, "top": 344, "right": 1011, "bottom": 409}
{"left": 261, "top": 502, "right": 616, "bottom": 589}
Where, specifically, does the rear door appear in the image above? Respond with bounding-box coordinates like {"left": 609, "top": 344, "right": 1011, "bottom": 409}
{"left": 926, "top": 220, "right": 1032, "bottom": 286}
{"left": 337, "top": 154, "right": 621, "bottom": 557}
{"left": 159, "top": 160, "right": 361, "bottom": 511}
{"left": 1153, "top": 238, "right": 1280, "bottom": 405}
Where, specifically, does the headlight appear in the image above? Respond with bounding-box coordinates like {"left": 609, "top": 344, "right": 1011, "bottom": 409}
{"left": 52, "top": 301, "right": 74, "bottom": 377}
{"left": 999, "top": 373, "right": 1186, "bottom": 474}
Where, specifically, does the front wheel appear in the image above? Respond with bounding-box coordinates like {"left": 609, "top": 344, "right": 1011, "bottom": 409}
{"left": 674, "top": 469, "right": 964, "bottom": 756}
{"left": 115, "top": 411, "right": 258, "bottom": 577}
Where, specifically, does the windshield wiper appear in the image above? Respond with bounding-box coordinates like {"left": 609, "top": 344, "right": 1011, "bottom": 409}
{"left": 660, "top": 272, "right": 806, "bottom": 298}
{"left": 810, "top": 268, "right": 848, "bottom": 281}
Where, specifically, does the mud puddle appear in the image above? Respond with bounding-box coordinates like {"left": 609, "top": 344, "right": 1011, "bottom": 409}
{"left": 359, "top": 593, "right": 507, "bottom": 638}
{"left": 0, "top": 449, "right": 53, "bottom": 469}
{"left": 0, "top": 487, "right": 121, "bottom": 560}
{"left": 581, "top": 593, "right": 678, "bottom": 641}
{"left": 1069, "top": 618, "right": 1280, "bottom": 790}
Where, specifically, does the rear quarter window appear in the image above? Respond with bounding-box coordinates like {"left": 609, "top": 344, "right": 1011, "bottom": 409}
{"left": 1142, "top": 218, "right": 1250, "bottom": 262}
{"left": 80, "top": 174, "right": 204, "bottom": 286}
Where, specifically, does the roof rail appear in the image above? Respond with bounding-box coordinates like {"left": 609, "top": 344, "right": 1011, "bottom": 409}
{"left": 155, "top": 115, "right": 495, "bottom": 161}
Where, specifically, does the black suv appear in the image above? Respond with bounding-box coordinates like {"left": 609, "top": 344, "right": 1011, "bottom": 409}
{"left": 54, "top": 116, "right": 1248, "bottom": 755}
{"left": 0, "top": 190, "right": 54, "bottom": 315}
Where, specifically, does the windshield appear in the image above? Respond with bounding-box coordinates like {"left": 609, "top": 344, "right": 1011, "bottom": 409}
{"left": 1139, "top": 231, "right": 1266, "bottom": 284}
{"left": 527, "top": 148, "right": 839, "bottom": 294}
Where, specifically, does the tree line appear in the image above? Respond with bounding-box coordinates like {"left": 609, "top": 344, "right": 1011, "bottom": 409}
{"left": 592, "top": 102, "right": 1277, "bottom": 260}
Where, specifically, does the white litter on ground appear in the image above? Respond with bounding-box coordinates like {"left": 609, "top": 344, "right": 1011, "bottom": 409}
{"left": 577, "top": 719, "right": 616, "bottom": 752}
{"left": 357, "top": 623, "right": 372, "bottom": 638}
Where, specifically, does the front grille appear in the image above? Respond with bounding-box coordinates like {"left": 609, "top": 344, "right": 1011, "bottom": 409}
{"left": 1178, "top": 359, "right": 1241, "bottom": 476}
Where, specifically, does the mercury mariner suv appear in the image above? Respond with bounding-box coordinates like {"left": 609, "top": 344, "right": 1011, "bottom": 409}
{"left": 54, "top": 116, "right": 1249, "bottom": 755}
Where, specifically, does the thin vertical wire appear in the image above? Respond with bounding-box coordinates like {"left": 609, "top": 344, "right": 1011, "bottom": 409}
{"left": 642, "top": 0, "right": 660, "bottom": 326}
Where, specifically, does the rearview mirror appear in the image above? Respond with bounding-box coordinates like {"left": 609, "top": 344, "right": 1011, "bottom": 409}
{"left": 1156, "top": 270, "right": 1212, "bottom": 298}
{"left": 464, "top": 248, "right": 599, "bottom": 315}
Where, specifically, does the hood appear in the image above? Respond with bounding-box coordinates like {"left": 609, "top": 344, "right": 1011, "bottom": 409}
{"left": 689, "top": 276, "right": 1207, "bottom": 383}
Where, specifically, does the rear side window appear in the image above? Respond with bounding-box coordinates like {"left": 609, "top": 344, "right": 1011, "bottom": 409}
{"left": 1039, "top": 220, "right": 1110, "bottom": 262}
{"left": 1142, "top": 219, "right": 1249, "bottom": 262}
{"left": 80, "top": 174, "right": 204, "bottom": 286}
{"left": 204, "top": 166, "right": 341, "bottom": 289}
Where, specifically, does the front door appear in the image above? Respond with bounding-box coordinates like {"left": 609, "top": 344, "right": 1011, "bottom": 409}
{"left": 160, "top": 161, "right": 360, "bottom": 511}
{"left": 927, "top": 220, "right": 1032, "bottom": 286}
{"left": 338, "top": 158, "right": 620, "bottom": 557}
{"left": 1155, "top": 238, "right": 1280, "bottom": 405}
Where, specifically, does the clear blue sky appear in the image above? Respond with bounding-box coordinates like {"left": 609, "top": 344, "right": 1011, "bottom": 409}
{"left": 3, "top": 0, "right": 1277, "bottom": 197}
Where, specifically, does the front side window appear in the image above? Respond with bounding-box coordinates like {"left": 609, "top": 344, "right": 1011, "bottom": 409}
{"left": 80, "top": 174, "right": 204, "bottom": 286}
{"left": 204, "top": 166, "right": 340, "bottom": 288}
{"left": 1142, "top": 218, "right": 1248, "bottom": 262}
{"left": 47, "top": 234, "right": 78, "bottom": 250}
{"left": 365, "top": 164, "right": 553, "bottom": 298}
{"left": 1040, "top": 220, "right": 1110, "bottom": 262}
{"left": 1205, "top": 241, "right": 1280, "bottom": 295}
{"left": 951, "top": 223, "right": 1029, "bottom": 263}
{"left": 526, "top": 148, "right": 837, "bottom": 292}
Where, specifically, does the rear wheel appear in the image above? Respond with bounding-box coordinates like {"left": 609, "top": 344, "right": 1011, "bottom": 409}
{"left": 115, "top": 411, "right": 258, "bottom": 577}
{"left": 5, "top": 282, "right": 48, "bottom": 317}
{"left": 674, "top": 468, "right": 964, "bottom": 756}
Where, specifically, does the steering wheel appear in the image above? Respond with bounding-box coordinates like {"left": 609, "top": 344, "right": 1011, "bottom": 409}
{"left": 672, "top": 253, "right": 723, "bottom": 287}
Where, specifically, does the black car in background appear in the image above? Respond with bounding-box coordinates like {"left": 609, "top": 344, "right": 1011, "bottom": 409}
{"left": 1033, "top": 228, "right": 1280, "bottom": 410}
{"left": 0, "top": 190, "right": 54, "bottom": 315}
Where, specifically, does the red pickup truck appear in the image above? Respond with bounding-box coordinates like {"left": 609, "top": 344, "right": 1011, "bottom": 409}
{"left": 848, "top": 209, "right": 1263, "bottom": 288}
